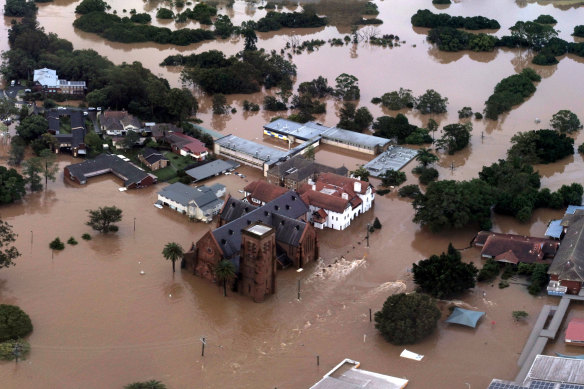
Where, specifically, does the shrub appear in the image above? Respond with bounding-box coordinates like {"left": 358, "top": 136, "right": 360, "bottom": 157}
{"left": 501, "top": 263, "right": 516, "bottom": 279}
{"left": 499, "top": 280, "right": 509, "bottom": 289}
{"left": 512, "top": 310, "right": 529, "bottom": 321}
{"left": 478, "top": 259, "right": 500, "bottom": 282}
{"left": 474, "top": 112, "right": 483, "bottom": 119}
{"left": 578, "top": 143, "right": 584, "bottom": 154}
{"left": 81, "top": 233, "right": 92, "bottom": 240}
{"left": 528, "top": 263, "right": 549, "bottom": 295}
{"left": 458, "top": 106, "right": 473, "bottom": 119}
{"left": 67, "top": 237, "right": 78, "bottom": 245}
{"left": 534, "top": 15, "right": 556, "bottom": 24}
{"left": 0, "top": 305, "right": 33, "bottom": 342}
{"left": 376, "top": 188, "right": 391, "bottom": 196}
{"left": 108, "top": 225, "right": 119, "bottom": 232}
{"left": 398, "top": 184, "right": 422, "bottom": 199}
{"left": 419, "top": 167, "right": 439, "bottom": 185}
{"left": 156, "top": 8, "right": 174, "bottom": 19}
{"left": 574, "top": 25, "right": 584, "bottom": 37}
{"left": 49, "top": 237, "right": 65, "bottom": 250}
{"left": 374, "top": 293, "right": 441, "bottom": 345}
{"left": 0, "top": 339, "right": 30, "bottom": 361}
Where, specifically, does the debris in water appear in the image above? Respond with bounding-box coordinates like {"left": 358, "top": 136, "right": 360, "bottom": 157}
{"left": 140, "top": 270, "right": 145, "bottom": 275}
{"left": 400, "top": 349, "right": 424, "bottom": 361}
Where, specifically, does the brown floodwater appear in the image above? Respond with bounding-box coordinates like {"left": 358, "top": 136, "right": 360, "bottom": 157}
{"left": 1, "top": 0, "right": 584, "bottom": 387}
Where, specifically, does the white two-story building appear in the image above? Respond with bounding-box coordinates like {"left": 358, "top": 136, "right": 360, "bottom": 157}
{"left": 299, "top": 173, "right": 375, "bottom": 230}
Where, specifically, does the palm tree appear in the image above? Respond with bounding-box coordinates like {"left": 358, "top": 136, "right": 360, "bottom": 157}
{"left": 162, "top": 242, "right": 184, "bottom": 273}
{"left": 415, "top": 148, "right": 439, "bottom": 167}
{"left": 214, "top": 259, "right": 236, "bottom": 297}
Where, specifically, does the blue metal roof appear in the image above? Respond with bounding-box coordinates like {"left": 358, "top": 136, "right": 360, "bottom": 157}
{"left": 545, "top": 219, "right": 563, "bottom": 239}
{"left": 567, "top": 205, "right": 584, "bottom": 215}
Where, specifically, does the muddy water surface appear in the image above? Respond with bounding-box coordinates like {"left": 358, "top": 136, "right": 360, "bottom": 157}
{"left": 2, "top": 0, "right": 584, "bottom": 387}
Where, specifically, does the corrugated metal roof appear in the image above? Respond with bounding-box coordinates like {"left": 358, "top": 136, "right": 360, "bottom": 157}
{"left": 185, "top": 159, "right": 239, "bottom": 182}
{"left": 545, "top": 220, "right": 563, "bottom": 239}
{"left": 216, "top": 134, "right": 288, "bottom": 163}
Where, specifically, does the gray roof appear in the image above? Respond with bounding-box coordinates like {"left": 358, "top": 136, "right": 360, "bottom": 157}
{"left": 66, "top": 154, "right": 152, "bottom": 188}
{"left": 364, "top": 145, "right": 418, "bottom": 177}
{"left": 209, "top": 183, "right": 226, "bottom": 193}
{"left": 264, "top": 119, "right": 391, "bottom": 150}
{"left": 142, "top": 148, "right": 167, "bottom": 164}
{"left": 213, "top": 191, "right": 308, "bottom": 258}
{"left": 268, "top": 155, "right": 348, "bottom": 182}
{"left": 185, "top": 159, "right": 239, "bottom": 182}
{"left": 321, "top": 127, "right": 390, "bottom": 150}
{"left": 264, "top": 119, "right": 328, "bottom": 140}
{"left": 158, "top": 182, "right": 222, "bottom": 213}
{"left": 220, "top": 197, "right": 257, "bottom": 223}
{"left": 47, "top": 110, "right": 86, "bottom": 148}
{"left": 548, "top": 211, "right": 584, "bottom": 281}
{"left": 216, "top": 134, "right": 289, "bottom": 164}
{"left": 545, "top": 219, "right": 563, "bottom": 239}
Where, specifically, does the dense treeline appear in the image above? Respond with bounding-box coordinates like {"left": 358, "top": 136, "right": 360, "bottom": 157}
{"left": 411, "top": 9, "right": 500, "bottom": 30}
{"left": 4, "top": 0, "right": 37, "bottom": 17}
{"left": 254, "top": 11, "right": 327, "bottom": 32}
{"left": 162, "top": 50, "right": 296, "bottom": 94}
{"left": 413, "top": 156, "right": 584, "bottom": 231}
{"left": 507, "top": 130, "right": 574, "bottom": 164}
{"left": 484, "top": 68, "right": 541, "bottom": 120}
{"left": 73, "top": 11, "right": 215, "bottom": 46}
{"left": 428, "top": 27, "right": 497, "bottom": 52}
{"left": 176, "top": 3, "right": 217, "bottom": 24}
{"left": 2, "top": 16, "right": 197, "bottom": 122}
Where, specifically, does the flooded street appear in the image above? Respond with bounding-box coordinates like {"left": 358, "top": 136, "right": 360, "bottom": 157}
{"left": 1, "top": 0, "right": 584, "bottom": 387}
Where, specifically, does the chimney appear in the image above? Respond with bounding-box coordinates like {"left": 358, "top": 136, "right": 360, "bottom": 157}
{"left": 354, "top": 181, "right": 362, "bottom": 193}
{"left": 342, "top": 192, "right": 349, "bottom": 200}
{"left": 312, "top": 184, "right": 316, "bottom": 191}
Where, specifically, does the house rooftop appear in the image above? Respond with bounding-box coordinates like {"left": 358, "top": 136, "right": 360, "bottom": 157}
{"left": 549, "top": 212, "right": 584, "bottom": 281}
{"left": 566, "top": 318, "right": 584, "bottom": 343}
{"left": 310, "top": 359, "right": 408, "bottom": 389}
{"left": 475, "top": 231, "right": 559, "bottom": 264}
{"left": 244, "top": 181, "right": 288, "bottom": 204}
{"left": 363, "top": 145, "right": 419, "bottom": 177}
{"left": 216, "top": 134, "right": 289, "bottom": 164}
{"left": 66, "top": 154, "right": 154, "bottom": 188}
{"left": 185, "top": 159, "right": 239, "bottom": 182}
{"left": 267, "top": 154, "right": 348, "bottom": 182}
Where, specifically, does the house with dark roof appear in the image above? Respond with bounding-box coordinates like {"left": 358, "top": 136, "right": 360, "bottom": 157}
{"left": 266, "top": 154, "right": 348, "bottom": 190}
{"left": 182, "top": 191, "right": 318, "bottom": 302}
{"left": 298, "top": 173, "right": 375, "bottom": 230}
{"left": 64, "top": 153, "right": 156, "bottom": 189}
{"left": 99, "top": 111, "right": 142, "bottom": 136}
{"left": 473, "top": 231, "right": 559, "bottom": 265}
{"left": 139, "top": 148, "right": 169, "bottom": 171}
{"left": 165, "top": 132, "right": 208, "bottom": 161}
{"left": 146, "top": 123, "right": 182, "bottom": 141}
{"left": 243, "top": 181, "right": 288, "bottom": 206}
{"left": 157, "top": 182, "right": 224, "bottom": 222}
{"left": 47, "top": 109, "right": 87, "bottom": 157}
{"left": 548, "top": 210, "right": 584, "bottom": 295}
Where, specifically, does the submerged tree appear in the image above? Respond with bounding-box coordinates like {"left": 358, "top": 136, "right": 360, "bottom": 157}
{"left": 162, "top": 242, "right": 184, "bottom": 273}
{"left": 0, "top": 218, "right": 20, "bottom": 269}
{"left": 413, "top": 244, "right": 478, "bottom": 299}
{"left": 86, "top": 206, "right": 123, "bottom": 233}
{"left": 374, "top": 293, "right": 440, "bottom": 345}
{"left": 550, "top": 109, "right": 582, "bottom": 133}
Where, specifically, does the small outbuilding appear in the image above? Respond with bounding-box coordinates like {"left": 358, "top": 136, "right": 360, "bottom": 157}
{"left": 445, "top": 307, "right": 485, "bottom": 328}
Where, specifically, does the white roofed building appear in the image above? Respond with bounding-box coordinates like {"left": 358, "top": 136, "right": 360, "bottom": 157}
{"left": 33, "top": 68, "right": 86, "bottom": 95}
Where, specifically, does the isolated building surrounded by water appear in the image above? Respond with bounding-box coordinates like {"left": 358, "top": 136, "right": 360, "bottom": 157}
{"left": 182, "top": 191, "right": 318, "bottom": 302}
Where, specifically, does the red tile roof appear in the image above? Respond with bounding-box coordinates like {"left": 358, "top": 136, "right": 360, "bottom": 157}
{"left": 566, "top": 318, "right": 584, "bottom": 343}
{"left": 477, "top": 232, "right": 559, "bottom": 264}
{"left": 318, "top": 172, "right": 369, "bottom": 195}
{"left": 167, "top": 132, "right": 207, "bottom": 155}
{"left": 244, "top": 181, "right": 288, "bottom": 204}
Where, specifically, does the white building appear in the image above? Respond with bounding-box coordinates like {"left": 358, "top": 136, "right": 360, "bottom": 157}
{"left": 157, "top": 182, "right": 225, "bottom": 222}
{"left": 299, "top": 173, "right": 374, "bottom": 230}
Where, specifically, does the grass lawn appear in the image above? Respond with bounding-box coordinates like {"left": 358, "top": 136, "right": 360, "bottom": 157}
{"left": 153, "top": 166, "right": 177, "bottom": 181}
{"left": 163, "top": 151, "right": 192, "bottom": 171}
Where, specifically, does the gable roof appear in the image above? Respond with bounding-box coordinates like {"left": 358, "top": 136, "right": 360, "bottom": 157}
{"left": 185, "top": 159, "right": 239, "bottom": 182}
{"left": 478, "top": 232, "right": 559, "bottom": 264}
{"left": 66, "top": 154, "right": 153, "bottom": 188}
{"left": 549, "top": 213, "right": 584, "bottom": 281}
{"left": 166, "top": 132, "right": 207, "bottom": 154}
{"left": 213, "top": 191, "right": 308, "bottom": 258}
{"left": 300, "top": 188, "right": 349, "bottom": 214}
{"left": 244, "top": 181, "right": 288, "bottom": 203}
{"left": 267, "top": 155, "right": 348, "bottom": 183}
{"left": 219, "top": 196, "right": 258, "bottom": 223}
{"left": 318, "top": 172, "right": 369, "bottom": 195}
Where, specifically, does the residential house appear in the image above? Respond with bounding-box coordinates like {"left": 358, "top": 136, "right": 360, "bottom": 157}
{"left": 243, "top": 181, "right": 288, "bottom": 206}
{"left": 139, "top": 148, "right": 169, "bottom": 171}
{"left": 47, "top": 109, "right": 86, "bottom": 157}
{"left": 33, "top": 68, "right": 86, "bottom": 95}
{"left": 266, "top": 155, "right": 348, "bottom": 190}
{"left": 146, "top": 123, "right": 182, "bottom": 141}
{"left": 157, "top": 182, "right": 224, "bottom": 222}
{"left": 473, "top": 231, "right": 559, "bottom": 265}
{"left": 182, "top": 191, "right": 318, "bottom": 302}
{"left": 64, "top": 153, "right": 157, "bottom": 189}
{"left": 99, "top": 111, "right": 142, "bottom": 136}
{"left": 548, "top": 210, "right": 584, "bottom": 295}
{"left": 166, "top": 132, "right": 208, "bottom": 161}
{"left": 298, "top": 172, "right": 375, "bottom": 230}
